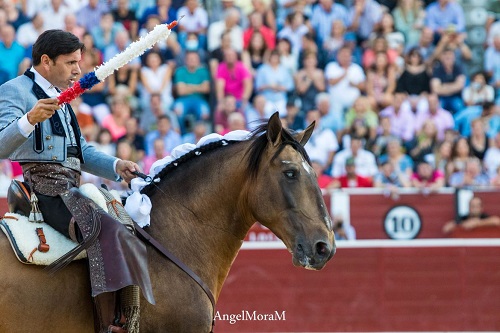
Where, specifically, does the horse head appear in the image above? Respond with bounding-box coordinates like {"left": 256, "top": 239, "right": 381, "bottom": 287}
{"left": 246, "top": 113, "right": 335, "bottom": 270}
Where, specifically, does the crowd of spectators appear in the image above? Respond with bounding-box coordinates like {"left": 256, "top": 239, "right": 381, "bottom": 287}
{"left": 0, "top": 0, "right": 500, "bottom": 196}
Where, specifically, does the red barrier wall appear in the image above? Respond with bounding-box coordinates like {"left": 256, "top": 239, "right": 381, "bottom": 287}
{"left": 216, "top": 242, "right": 500, "bottom": 332}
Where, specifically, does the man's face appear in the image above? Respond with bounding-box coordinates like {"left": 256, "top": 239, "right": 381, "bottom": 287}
{"left": 469, "top": 198, "right": 482, "bottom": 217}
{"left": 46, "top": 50, "right": 82, "bottom": 89}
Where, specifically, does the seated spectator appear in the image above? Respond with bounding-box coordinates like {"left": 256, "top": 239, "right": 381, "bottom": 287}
{"left": 379, "top": 90, "right": 416, "bottom": 145}
{"left": 224, "top": 111, "right": 247, "bottom": 134}
{"left": 379, "top": 138, "right": 414, "bottom": 177}
{"left": 277, "top": 11, "right": 309, "bottom": 55}
{"left": 312, "top": 160, "right": 334, "bottom": 189}
{"left": 0, "top": 25, "right": 25, "bottom": 81}
{"left": 173, "top": 51, "right": 210, "bottom": 133}
{"left": 448, "top": 157, "right": 489, "bottom": 189}
{"left": 454, "top": 102, "right": 500, "bottom": 140}
{"left": 365, "top": 51, "right": 397, "bottom": 110}
{"left": 71, "top": 96, "right": 98, "bottom": 142}
{"left": 142, "top": 138, "right": 167, "bottom": 175}
{"left": 409, "top": 119, "right": 438, "bottom": 163}
{"left": 139, "top": 15, "right": 180, "bottom": 62}
{"left": 397, "top": 48, "right": 430, "bottom": 96}
{"left": 90, "top": 12, "right": 125, "bottom": 52}
{"left": 144, "top": 115, "right": 182, "bottom": 156}
{"left": 91, "top": 128, "right": 117, "bottom": 156}
{"left": 322, "top": 19, "right": 348, "bottom": 63}
{"left": 304, "top": 109, "right": 339, "bottom": 170}
{"left": 209, "top": 30, "right": 236, "bottom": 79}
{"left": 176, "top": 0, "right": 208, "bottom": 48}
{"left": 406, "top": 26, "right": 435, "bottom": 65}
{"left": 315, "top": 92, "right": 343, "bottom": 136}
{"left": 485, "top": 33, "right": 500, "bottom": 100}
{"left": 484, "top": 132, "right": 500, "bottom": 181}
{"left": 374, "top": 160, "right": 411, "bottom": 191}
{"left": 207, "top": 7, "right": 243, "bottom": 53}
{"left": 371, "top": 12, "right": 406, "bottom": 58}
{"left": 325, "top": 46, "right": 366, "bottom": 115}
{"left": 243, "top": 10, "right": 276, "bottom": 50}
{"left": 372, "top": 116, "right": 399, "bottom": 157}
{"left": 332, "top": 215, "right": 356, "bottom": 241}
{"left": 63, "top": 13, "right": 85, "bottom": 41}
{"left": 80, "top": 33, "right": 109, "bottom": 125}
{"left": 298, "top": 32, "right": 329, "bottom": 70}
{"left": 104, "top": 30, "right": 141, "bottom": 68}
{"left": 101, "top": 96, "right": 132, "bottom": 142}
{"left": 141, "top": 92, "right": 181, "bottom": 134}
{"left": 140, "top": 50, "right": 174, "bottom": 112}
{"left": 282, "top": 98, "right": 306, "bottom": 132}
{"left": 216, "top": 48, "right": 253, "bottom": 110}
{"left": 76, "top": 0, "right": 110, "bottom": 33}
{"left": 140, "top": 0, "right": 177, "bottom": 28}
{"left": 430, "top": 48, "right": 465, "bottom": 115}
{"left": 108, "top": 66, "right": 139, "bottom": 108}
{"left": 445, "top": 136, "right": 472, "bottom": 182}
{"left": 251, "top": 0, "right": 276, "bottom": 32}
{"left": 415, "top": 93, "right": 454, "bottom": 141}
{"left": 16, "top": 13, "right": 44, "bottom": 48}
{"left": 245, "top": 94, "right": 273, "bottom": 130}
{"left": 310, "top": 0, "right": 350, "bottom": 47}
{"left": 40, "top": 0, "right": 71, "bottom": 30}
{"left": 117, "top": 117, "right": 146, "bottom": 161}
{"left": 431, "top": 24, "right": 471, "bottom": 70}
{"left": 443, "top": 196, "right": 500, "bottom": 234}
{"left": 349, "top": 0, "right": 383, "bottom": 44}
{"left": 410, "top": 160, "right": 445, "bottom": 193}
{"left": 331, "top": 136, "right": 378, "bottom": 179}
{"left": 461, "top": 72, "right": 495, "bottom": 107}
{"left": 182, "top": 121, "right": 208, "bottom": 144}
{"left": 343, "top": 96, "right": 378, "bottom": 145}
{"left": 468, "top": 118, "right": 489, "bottom": 161}
{"left": 277, "top": 37, "right": 298, "bottom": 76}
{"left": 112, "top": 0, "right": 139, "bottom": 40}
{"left": 3, "top": 0, "right": 29, "bottom": 30}
{"left": 362, "top": 36, "right": 399, "bottom": 70}
{"left": 425, "top": 139, "right": 452, "bottom": 174}
{"left": 330, "top": 157, "right": 373, "bottom": 188}
{"left": 175, "top": 32, "right": 209, "bottom": 66}
{"left": 214, "top": 94, "right": 243, "bottom": 134}
{"left": 424, "top": 0, "right": 465, "bottom": 41}
{"left": 294, "top": 51, "right": 325, "bottom": 114}
{"left": 255, "top": 49, "right": 294, "bottom": 116}
{"left": 209, "top": 0, "right": 247, "bottom": 29}
{"left": 242, "top": 31, "right": 270, "bottom": 77}
{"left": 392, "top": 0, "right": 425, "bottom": 47}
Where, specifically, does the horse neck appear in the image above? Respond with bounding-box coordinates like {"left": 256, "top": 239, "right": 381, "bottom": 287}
{"left": 147, "top": 142, "right": 255, "bottom": 299}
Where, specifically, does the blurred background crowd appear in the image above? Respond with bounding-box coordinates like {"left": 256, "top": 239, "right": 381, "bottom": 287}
{"left": 0, "top": 0, "right": 500, "bottom": 195}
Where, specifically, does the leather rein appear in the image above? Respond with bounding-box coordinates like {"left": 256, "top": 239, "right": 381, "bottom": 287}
{"left": 134, "top": 224, "right": 216, "bottom": 332}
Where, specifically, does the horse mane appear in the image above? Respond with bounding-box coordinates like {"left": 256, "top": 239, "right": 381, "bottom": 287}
{"left": 141, "top": 122, "right": 310, "bottom": 196}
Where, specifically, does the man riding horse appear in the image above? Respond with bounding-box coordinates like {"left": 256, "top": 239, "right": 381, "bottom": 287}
{"left": 0, "top": 30, "right": 154, "bottom": 332}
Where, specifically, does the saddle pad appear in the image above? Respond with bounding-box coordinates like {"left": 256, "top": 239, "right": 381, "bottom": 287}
{"left": 0, "top": 213, "right": 87, "bottom": 265}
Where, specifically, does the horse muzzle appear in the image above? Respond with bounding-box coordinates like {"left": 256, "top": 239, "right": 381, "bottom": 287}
{"left": 292, "top": 239, "right": 335, "bottom": 270}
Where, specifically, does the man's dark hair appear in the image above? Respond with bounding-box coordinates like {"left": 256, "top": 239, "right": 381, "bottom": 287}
{"left": 32, "top": 30, "right": 85, "bottom": 66}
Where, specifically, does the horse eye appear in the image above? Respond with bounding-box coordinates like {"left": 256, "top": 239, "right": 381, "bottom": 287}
{"left": 284, "top": 170, "right": 297, "bottom": 179}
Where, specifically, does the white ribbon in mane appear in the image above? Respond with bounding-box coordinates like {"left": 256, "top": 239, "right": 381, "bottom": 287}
{"left": 125, "top": 130, "right": 251, "bottom": 227}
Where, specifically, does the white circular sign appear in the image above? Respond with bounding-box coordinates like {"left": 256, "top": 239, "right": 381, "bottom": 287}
{"left": 383, "top": 205, "right": 422, "bottom": 240}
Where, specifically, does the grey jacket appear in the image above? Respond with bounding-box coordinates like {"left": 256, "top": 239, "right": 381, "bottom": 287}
{"left": 0, "top": 73, "right": 118, "bottom": 181}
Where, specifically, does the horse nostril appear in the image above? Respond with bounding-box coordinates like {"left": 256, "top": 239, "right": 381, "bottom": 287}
{"left": 315, "top": 241, "right": 329, "bottom": 257}
{"left": 297, "top": 243, "right": 304, "bottom": 254}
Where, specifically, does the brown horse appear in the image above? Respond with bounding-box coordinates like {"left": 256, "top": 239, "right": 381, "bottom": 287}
{"left": 0, "top": 113, "right": 335, "bottom": 332}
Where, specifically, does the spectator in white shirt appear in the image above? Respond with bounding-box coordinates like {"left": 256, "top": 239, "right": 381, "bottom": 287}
{"left": 331, "top": 135, "right": 378, "bottom": 178}
{"left": 16, "top": 13, "right": 45, "bottom": 48}
{"left": 304, "top": 109, "right": 339, "bottom": 169}
{"left": 207, "top": 7, "right": 243, "bottom": 52}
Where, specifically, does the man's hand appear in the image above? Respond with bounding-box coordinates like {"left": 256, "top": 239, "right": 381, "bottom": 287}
{"left": 116, "top": 159, "right": 141, "bottom": 183}
{"left": 27, "top": 98, "right": 60, "bottom": 125}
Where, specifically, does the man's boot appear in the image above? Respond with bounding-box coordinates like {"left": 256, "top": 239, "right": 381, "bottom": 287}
{"left": 93, "top": 292, "right": 127, "bottom": 333}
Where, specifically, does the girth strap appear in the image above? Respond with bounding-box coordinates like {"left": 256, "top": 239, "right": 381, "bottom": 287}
{"left": 134, "top": 223, "right": 216, "bottom": 333}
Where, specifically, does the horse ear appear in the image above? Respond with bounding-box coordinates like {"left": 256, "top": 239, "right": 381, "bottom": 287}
{"left": 296, "top": 121, "right": 315, "bottom": 146}
{"left": 266, "top": 112, "right": 282, "bottom": 147}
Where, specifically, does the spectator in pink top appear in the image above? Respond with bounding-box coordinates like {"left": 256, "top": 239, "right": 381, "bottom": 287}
{"left": 101, "top": 96, "right": 131, "bottom": 142}
{"left": 216, "top": 48, "right": 253, "bottom": 110}
{"left": 411, "top": 160, "right": 445, "bottom": 193}
{"left": 379, "top": 90, "right": 416, "bottom": 144}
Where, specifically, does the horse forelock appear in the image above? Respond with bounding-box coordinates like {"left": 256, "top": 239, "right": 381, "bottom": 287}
{"left": 246, "top": 123, "right": 311, "bottom": 179}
